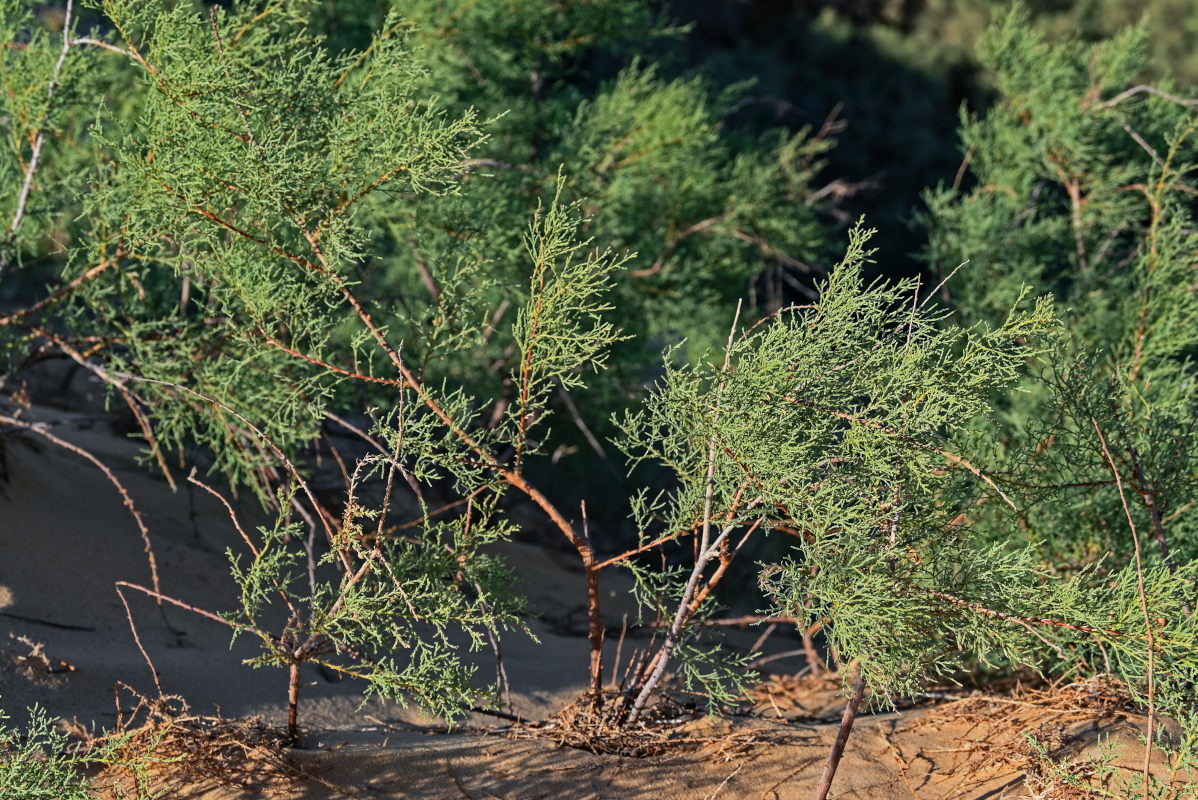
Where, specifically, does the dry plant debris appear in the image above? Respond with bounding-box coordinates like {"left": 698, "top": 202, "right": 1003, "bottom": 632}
{"left": 7, "top": 633, "right": 76, "bottom": 682}
{"left": 743, "top": 672, "right": 859, "bottom": 723}
{"left": 884, "top": 676, "right": 1169, "bottom": 799}
{"left": 511, "top": 691, "right": 777, "bottom": 760}
{"left": 87, "top": 687, "right": 307, "bottom": 798}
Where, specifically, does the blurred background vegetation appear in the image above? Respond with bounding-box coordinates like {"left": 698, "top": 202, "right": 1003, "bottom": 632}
{"left": 314, "top": 0, "right": 1198, "bottom": 280}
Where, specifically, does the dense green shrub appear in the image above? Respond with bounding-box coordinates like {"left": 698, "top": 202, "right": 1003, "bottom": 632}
{"left": 922, "top": 8, "right": 1198, "bottom": 785}
{"left": 2, "top": 2, "right": 1197, "bottom": 797}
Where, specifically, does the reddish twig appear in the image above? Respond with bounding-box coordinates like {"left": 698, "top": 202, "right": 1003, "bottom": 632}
{"left": 813, "top": 663, "right": 868, "bottom": 800}
{"left": 116, "top": 375, "right": 347, "bottom": 572}
{"left": 115, "top": 583, "right": 162, "bottom": 697}
{"left": 114, "top": 580, "right": 233, "bottom": 627}
{"left": 1095, "top": 419, "right": 1156, "bottom": 799}
{"left": 0, "top": 258, "right": 117, "bottom": 327}
{"left": 920, "top": 587, "right": 1136, "bottom": 639}
{"left": 1109, "top": 397, "right": 1178, "bottom": 575}
{"left": 24, "top": 324, "right": 177, "bottom": 490}
{"left": 783, "top": 397, "right": 1015, "bottom": 509}
{"left": 629, "top": 214, "right": 730, "bottom": 278}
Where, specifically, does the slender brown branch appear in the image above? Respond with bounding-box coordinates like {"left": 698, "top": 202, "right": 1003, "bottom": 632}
{"left": 210, "top": 7, "right": 257, "bottom": 151}
{"left": 186, "top": 469, "right": 256, "bottom": 554}
{"left": 920, "top": 260, "right": 968, "bottom": 310}
{"left": 952, "top": 146, "right": 974, "bottom": 191}
{"left": 463, "top": 158, "right": 534, "bottom": 174}
{"left": 383, "top": 489, "right": 488, "bottom": 533}
{"left": 802, "top": 622, "right": 826, "bottom": 675}
{"left": 580, "top": 501, "right": 603, "bottom": 706}
{"left": 1095, "top": 419, "right": 1156, "bottom": 799}
{"left": 187, "top": 466, "right": 305, "bottom": 631}
{"left": 785, "top": 397, "right": 1016, "bottom": 509}
{"left": 115, "top": 375, "right": 346, "bottom": 570}
{"left": 287, "top": 660, "right": 301, "bottom": 745}
{"left": 626, "top": 301, "right": 742, "bottom": 724}
{"left": 1091, "top": 85, "right": 1198, "bottom": 112}
{"left": 649, "top": 614, "right": 797, "bottom": 629}
{"left": 0, "top": 258, "right": 117, "bottom": 327}
{"left": 71, "top": 37, "right": 133, "bottom": 58}
{"left": 629, "top": 214, "right": 730, "bottom": 278}
{"left": 920, "top": 586, "right": 1136, "bottom": 639}
{"left": 813, "top": 663, "right": 868, "bottom": 800}
{"left": 594, "top": 526, "right": 699, "bottom": 571}
{"left": 410, "top": 242, "right": 441, "bottom": 302}
{"left": 115, "top": 583, "right": 162, "bottom": 697}
{"left": 557, "top": 381, "right": 607, "bottom": 460}
{"left": 724, "top": 227, "right": 814, "bottom": 272}
{"left": 114, "top": 581, "right": 233, "bottom": 628}
{"left": 1116, "top": 118, "right": 1169, "bottom": 170}
{"left": 1110, "top": 394, "right": 1179, "bottom": 576}
{"left": 1066, "top": 177, "right": 1089, "bottom": 272}
{"left": 162, "top": 183, "right": 322, "bottom": 272}
{"left": 23, "top": 324, "right": 176, "bottom": 489}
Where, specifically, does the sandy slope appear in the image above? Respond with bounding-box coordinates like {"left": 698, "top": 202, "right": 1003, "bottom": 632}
{"left": 0, "top": 393, "right": 1169, "bottom": 799}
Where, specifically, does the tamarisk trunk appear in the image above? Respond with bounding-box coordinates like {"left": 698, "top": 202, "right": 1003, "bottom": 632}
{"left": 812, "top": 664, "right": 867, "bottom": 800}
{"left": 287, "top": 659, "right": 301, "bottom": 746}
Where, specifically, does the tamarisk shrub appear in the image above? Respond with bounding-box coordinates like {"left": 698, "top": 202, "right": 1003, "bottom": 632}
{"left": 14, "top": 0, "right": 620, "bottom": 738}
{"left": 214, "top": 468, "right": 524, "bottom": 745}
{"left": 924, "top": 7, "right": 1198, "bottom": 573}
{"left": 624, "top": 220, "right": 1198, "bottom": 794}
{"left": 4, "top": 2, "right": 1198, "bottom": 795}
{"left": 919, "top": 9, "right": 1198, "bottom": 793}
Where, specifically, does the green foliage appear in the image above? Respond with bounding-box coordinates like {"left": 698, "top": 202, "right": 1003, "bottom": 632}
{"left": 4, "top": 2, "right": 1198, "bottom": 784}
{"left": 850, "top": 0, "right": 1198, "bottom": 87}
{"left": 70, "top": 0, "right": 488, "bottom": 496}
{"left": 621, "top": 222, "right": 1071, "bottom": 697}
{"left": 507, "top": 180, "right": 628, "bottom": 464}
{"left": 0, "top": 0, "right": 837, "bottom": 505}
{"left": 924, "top": 6, "right": 1198, "bottom": 568}
{"left": 0, "top": 702, "right": 92, "bottom": 800}
{"left": 923, "top": 7, "right": 1198, "bottom": 781}
{"left": 222, "top": 478, "right": 525, "bottom": 724}
{"left": 335, "top": 0, "right": 832, "bottom": 382}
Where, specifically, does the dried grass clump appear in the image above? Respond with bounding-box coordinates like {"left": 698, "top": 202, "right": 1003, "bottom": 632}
{"left": 88, "top": 687, "right": 303, "bottom": 798}
{"left": 887, "top": 676, "right": 1145, "bottom": 799}
{"left": 515, "top": 691, "right": 767, "bottom": 760}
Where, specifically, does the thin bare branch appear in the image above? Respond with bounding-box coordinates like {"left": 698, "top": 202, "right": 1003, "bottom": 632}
{"left": 1095, "top": 418, "right": 1156, "bottom": 799}
{"left": 1091, "top": 85, "right": 1198, "bottom": 112}
{"left": 115, "top": 583, "right": 162, "bottom": 697}
{"left": 629, "top": 214, "right": 730, "bottom": 278}
{"left": 1, "top": 0, "right": 75, "bottom": 277}
{"left": 784, "top": 397, "right": 1016, "bottom": 509}
{"left": 920, "top": 260, "right": 968, "bottom": 309}
{"left": 0, "top": 258, "right": 117, "bottom": 327}
{"left": 626, "top": 300, "right": 742, "bottom": 724}
{"left": 813, "top": 663, "right": 868, "bottom": 800}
